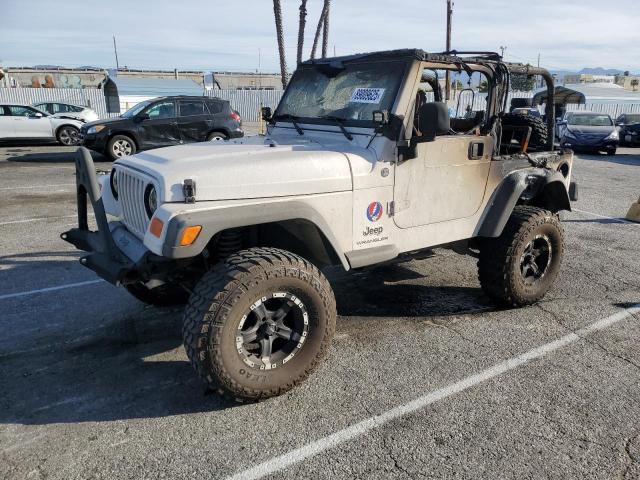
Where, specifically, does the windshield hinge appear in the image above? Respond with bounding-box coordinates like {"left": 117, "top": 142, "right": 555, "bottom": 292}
{"left": 387, "top": 201, "right": 395, "bottom": 217}
{"left": 183, "top": 179, "right": 196, "bottom": 203}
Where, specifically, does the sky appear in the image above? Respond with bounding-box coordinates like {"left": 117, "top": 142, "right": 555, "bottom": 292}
{"left": 2, "top": 0, "right": 639, "bottom": 73}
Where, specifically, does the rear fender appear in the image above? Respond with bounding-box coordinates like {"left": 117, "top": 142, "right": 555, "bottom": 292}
{"left": 476, "top": 169, "right": 570, "bottom": 238}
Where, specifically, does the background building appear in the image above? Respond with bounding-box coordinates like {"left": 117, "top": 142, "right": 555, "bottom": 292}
{"left": 1, "top": 67, "right": 282, "bottom": 91}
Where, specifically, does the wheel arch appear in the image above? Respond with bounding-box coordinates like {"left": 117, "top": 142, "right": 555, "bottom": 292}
{"left": 54, "top": 123, "right": 80, "bottom": 138}
{"left": 206, "top": 128, "right": 230, "bottom": 139}
{"left": 160, "top": 201, "right": 351, "bottom": 270}
{"left": 475, "top": 169, "right": 570, "bottom": 238}
{"left": 107, "top": 130, "right": 140, "bottom": 150}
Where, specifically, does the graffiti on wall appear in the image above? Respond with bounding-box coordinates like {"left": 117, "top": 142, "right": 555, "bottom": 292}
{"left": 10, "top": 72, "right": 105, "bottom": 89}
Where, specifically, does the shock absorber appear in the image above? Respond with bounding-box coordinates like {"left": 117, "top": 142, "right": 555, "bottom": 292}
{"left": 217, "top": 229, "right": 243, "bottom": 259}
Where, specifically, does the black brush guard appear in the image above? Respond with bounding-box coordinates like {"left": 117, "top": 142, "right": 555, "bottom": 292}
{"left": 60, "top": 147, "right": 135, "bottom": 285}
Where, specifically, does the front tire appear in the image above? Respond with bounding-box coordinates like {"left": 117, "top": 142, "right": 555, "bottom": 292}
{"left": 57, "top": 125, "right": 81, "bottom": 146}
{"left": 107, "top": 135, "right": 136, "bottom": 160}
{"left": 607, "top": 148, "right": 617, "bottom": 156}
{"left": 478, "top": 206, "right": 565, "bottom": 306}
{"left": 183, "top": 247, "right": 336, "bottom": 402}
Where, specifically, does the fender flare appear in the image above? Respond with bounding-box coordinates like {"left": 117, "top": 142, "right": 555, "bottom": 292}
{"left": 160, "top": 198, "right": 351, "bottom": 270}
{"left": 475, "top": 169, "right": 570, "bottom": 238}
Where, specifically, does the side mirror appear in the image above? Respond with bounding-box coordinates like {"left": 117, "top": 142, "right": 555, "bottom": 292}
{"left": 33, "top": 112, "right": 44, "bottom": 118}
{"left": 557, "top": 120, "right": 567, "bottom": 126}
{"left": 135, "top": 113, "right": 150, "bottom": 122}
{"left": 261, "top": 107, "right": 272, "bottom": 121}
{"left": 417, "top": 103, "right": 450, "bottom": 142}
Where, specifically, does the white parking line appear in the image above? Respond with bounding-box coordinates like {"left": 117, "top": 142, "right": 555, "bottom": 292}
{"left": 0, "top": 215, "right": 76, "bottom": 226}
{"left": 0, "top": 183, "right": 74, "bottom": 191}
{"left": 226, "top": 303, "right": 640, "bottom": 480}
{"left": 572, "top": 208, "right": 638, "bottom": 225}
{"left": 0, "top": 279, "right": 104, "bottom": 301}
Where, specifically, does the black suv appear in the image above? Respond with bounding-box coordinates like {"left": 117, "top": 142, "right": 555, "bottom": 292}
{"left": 81, "top": 96, "right": 243, "bottom": 160}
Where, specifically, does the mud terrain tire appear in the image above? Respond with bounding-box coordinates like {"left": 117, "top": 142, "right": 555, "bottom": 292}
{"left": 478, "top": 206, "right": 564, "bottom": 306}
{"left": 182, "top": 247, "right": 336, "bottom": 402}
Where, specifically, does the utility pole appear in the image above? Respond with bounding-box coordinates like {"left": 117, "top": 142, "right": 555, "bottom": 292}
{"left": 113, "top": 35, "right": 120, "bottom": 70}
{"left": 445, "top": 0, "right": 453, "bottom": 101}
{"left": 499, "top": 45, "right": 507, "bottom": 59}
{"left": 537, "top": 53, "right": 540, "bottom": 67}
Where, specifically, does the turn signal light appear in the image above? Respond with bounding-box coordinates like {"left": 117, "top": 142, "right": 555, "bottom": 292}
{"left": 149, "top": 218, "right": 164, "bottom": 237}
{"left": 180, "top": 225, "right": 202, "bottom": 246}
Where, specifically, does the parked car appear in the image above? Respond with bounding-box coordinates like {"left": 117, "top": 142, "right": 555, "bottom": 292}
{"left": 0, "top": 103, "right": 83, "bottom": 145}
{"left": 615, "top": 113, "right": 640, "bottom": 147}
{"left": 81, "top": 96, "right": 244, "bottom": 160}
{"left": 33, "top": 102, "right": 99, "bottom": 123}
{"left": 556, "top": 111, "right": 619, "bottom": 155}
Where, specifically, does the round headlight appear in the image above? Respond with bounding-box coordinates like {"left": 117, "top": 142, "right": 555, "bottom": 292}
{"left": 109, "top": 168, "right": 118, "bottom": 200}
{"left": 144, "top": 184, "right": 158, "bottom": 218}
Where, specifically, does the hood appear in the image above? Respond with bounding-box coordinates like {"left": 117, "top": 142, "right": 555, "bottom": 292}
{"left": 115, "top": 137, "right": 354, "bottom": 202}
{"left": 566, "top": 125, "right": 615, "bottom": 136}
{"left": 82, "top": 117, "right": 128, "bottom": 130}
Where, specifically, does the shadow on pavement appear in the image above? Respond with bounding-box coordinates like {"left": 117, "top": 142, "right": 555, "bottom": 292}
{"left": 564, "top": 218, "right": 633, "bottom": 225}
{"left": 0, "top": 262, "right": 493, "bottom": 426}
{"left": 6, "top": 149, "right": 108, "bottom": 164}
{"left": 0, "top": 303, "right": 237, "bottom": 425}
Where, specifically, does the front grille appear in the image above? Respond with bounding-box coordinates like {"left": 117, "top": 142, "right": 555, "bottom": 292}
{"left": 116, "top": 168, "right": 151, "bottom": 238}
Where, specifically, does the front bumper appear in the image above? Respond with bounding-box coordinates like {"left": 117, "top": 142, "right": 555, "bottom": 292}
{"left": 561, "top": 138, "right": 618, "bottom": 151}
{"left": 61, "top": 147, "right": 148, "bottom": 285}
{"left": 81, "top": 132, "right": 109, "bottom": 152}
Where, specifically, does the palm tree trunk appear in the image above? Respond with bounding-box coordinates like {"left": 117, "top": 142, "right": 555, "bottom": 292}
{"left": 273, "top": 0, "right": 288, "bottom": 88}
{"left": 310, "top": 0, "right": 330, "bottom": 60}
{"left": 297, "top": 0, "right": 308, "bottom": 66}
{"left": 321, "top": 0, "right": 330, "bottom": 58}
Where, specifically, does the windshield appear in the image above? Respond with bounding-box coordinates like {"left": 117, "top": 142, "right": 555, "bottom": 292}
{"left": 275, "top": 60, "right": 408, "bottom": 126}
{"left": 121, "top": 100, "right": 153, "bottom": 118}
{"left": 623, "top": 114, "right": 640, "bottom": 124}
{"left": 568, "top": 114, "right": 613, "bottom": 127}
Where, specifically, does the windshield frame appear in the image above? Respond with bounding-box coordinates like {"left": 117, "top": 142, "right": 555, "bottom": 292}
{"left": 273, "top": 58, "right": 412, "bottom": 129}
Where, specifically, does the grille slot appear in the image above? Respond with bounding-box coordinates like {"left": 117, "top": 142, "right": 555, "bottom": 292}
{"left": 116, "top": 168, "right": 152, "bottom": 238}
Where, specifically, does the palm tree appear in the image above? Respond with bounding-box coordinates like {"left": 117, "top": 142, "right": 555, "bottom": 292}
{"left": 297, "top": 0, "right": 308, "bottom": 66}
{"left": 311, "top": 0, "right": 331, "bottom": 60}
{"left": 273, "top": 0, "right": 288, "bottom": 88}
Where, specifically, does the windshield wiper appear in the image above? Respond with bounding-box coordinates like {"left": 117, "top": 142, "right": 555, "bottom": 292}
{"left": 319, "top": 116, "right": 353, "bottom": 141}
{"left": 273, "top": 113, "right": 304, "bottom": 135}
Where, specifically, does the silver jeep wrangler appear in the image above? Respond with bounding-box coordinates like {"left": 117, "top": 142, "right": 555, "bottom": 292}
{"left": 63, "top": 50, "right": 576, "bottom": 401}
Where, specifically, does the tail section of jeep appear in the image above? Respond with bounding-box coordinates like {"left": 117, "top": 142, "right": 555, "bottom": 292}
{"left": 62, "top": 50, "right": 576, "bottom": 401}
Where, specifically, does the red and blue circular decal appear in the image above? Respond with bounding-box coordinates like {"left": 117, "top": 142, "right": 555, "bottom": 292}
{"left": 366, "top": 201, "right": 383, "bottom": 222}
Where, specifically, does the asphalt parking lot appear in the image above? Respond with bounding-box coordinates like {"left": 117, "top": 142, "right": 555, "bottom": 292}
{"left": 0, "top": 144, "right": 639, "bottom": 480}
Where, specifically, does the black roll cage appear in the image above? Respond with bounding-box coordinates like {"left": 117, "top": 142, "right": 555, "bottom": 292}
{"left": 299, "top": 49, "right": 556, "bottom": 150}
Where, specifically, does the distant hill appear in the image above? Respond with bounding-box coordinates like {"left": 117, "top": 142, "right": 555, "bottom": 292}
{"left": 577, "top": 67, "right": 624, "bottom": 76}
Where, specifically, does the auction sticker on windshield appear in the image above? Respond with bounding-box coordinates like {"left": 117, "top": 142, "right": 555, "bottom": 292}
{"left": 351, "top": 88, "right": 386, "bottom": 104}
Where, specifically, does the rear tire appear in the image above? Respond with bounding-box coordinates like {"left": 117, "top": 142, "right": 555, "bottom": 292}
{"left": 182, "top": 247, "right": 336, "bottom": 402}
{"left": 478, "top": 206, "right": 564, "bottom": 307}
{"left": 107, "top": 135, "right": 136, "bottom": 160}
{"left": 206, "top": 132, "right": 227, "bottom": 142}
{"left": 125, "top": 282, "right": 189, "bottom": 306}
